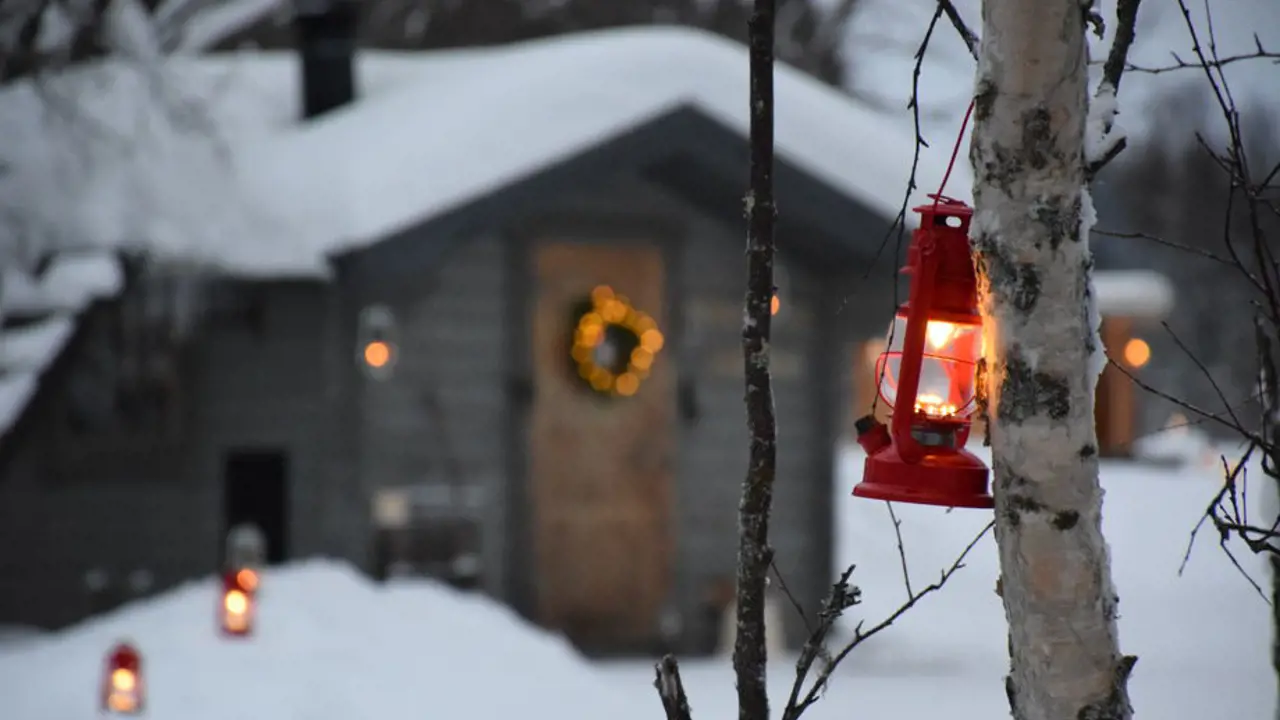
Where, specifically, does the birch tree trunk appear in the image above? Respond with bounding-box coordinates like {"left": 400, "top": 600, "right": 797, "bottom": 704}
{"left": 969, "top": 1, "right": 1135, "bottom": 719}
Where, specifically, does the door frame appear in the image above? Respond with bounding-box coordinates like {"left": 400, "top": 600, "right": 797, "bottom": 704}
{"left": 501, "top": 209, "right": 688, "bottom": 630}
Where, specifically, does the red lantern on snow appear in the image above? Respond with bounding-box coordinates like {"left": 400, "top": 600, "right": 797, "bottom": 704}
{"left": 219, "top": 567, "right": 258, "bottom": 637}
{"left": 101, "top": 642, "right": 145, "bottom": 715}
{"left": 852, "top": 195, "right": 993, "bottom": 509}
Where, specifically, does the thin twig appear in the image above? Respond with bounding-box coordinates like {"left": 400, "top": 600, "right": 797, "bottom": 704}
{"left": 654, "top": 655, "right": 694, "bottom": 720}
{"left": 782, "top": 522, "right": 995, "bottom": 720}
{"left": 884, "top": 502, "right": 915, "bottom": 597}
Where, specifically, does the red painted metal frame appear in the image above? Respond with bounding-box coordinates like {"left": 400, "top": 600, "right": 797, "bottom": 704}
{"left": 853, "top": 196, "right": 993, "bottom": 509}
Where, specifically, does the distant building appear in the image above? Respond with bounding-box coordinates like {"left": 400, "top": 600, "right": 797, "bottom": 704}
{"left": 0, "top": 19, "right": 967, "bottom": 655}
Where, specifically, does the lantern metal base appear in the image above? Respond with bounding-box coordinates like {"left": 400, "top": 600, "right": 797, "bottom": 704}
{"left": 854, "top": 442, "right": 993, "bottom": 509}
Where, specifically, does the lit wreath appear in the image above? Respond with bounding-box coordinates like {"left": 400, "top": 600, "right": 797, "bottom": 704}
{"left": 569, "top": 285, "right": 665, "bottom": 398}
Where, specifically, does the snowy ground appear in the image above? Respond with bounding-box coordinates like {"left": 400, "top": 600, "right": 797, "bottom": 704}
{"left": 0, "top": 445, "right": 1272, "bottom": 719}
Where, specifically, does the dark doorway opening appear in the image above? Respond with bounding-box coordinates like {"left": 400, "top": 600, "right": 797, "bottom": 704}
{"left": 222, "top": 450, "right": 289, "bottom": 565}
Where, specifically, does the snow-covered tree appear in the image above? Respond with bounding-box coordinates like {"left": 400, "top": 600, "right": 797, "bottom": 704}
{"left": 969, "top": 0, "right": 1136, "bottom": 718}
{"left": 0, "top": 0, "right": 264, "bottom": 397}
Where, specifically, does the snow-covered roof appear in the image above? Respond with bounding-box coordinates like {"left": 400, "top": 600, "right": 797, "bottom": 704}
{"left": 0, "top": 252, "right": 123, "bottom": 439}
{"left": 1, "top": 254, "right": 124, "bottom": 315}
{"left": 1, "top": 27, "right": 971, "bottom": 280}
{"left": 1093, "top": 269, "right": 1175, "bottom": 318}
{"left": 236, "top": 27, "right": 971, "bottom": 268}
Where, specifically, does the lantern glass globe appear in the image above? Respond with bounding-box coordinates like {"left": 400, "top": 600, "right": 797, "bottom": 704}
{"left": 876, "top": 313, "right": 982, "bottom": 419}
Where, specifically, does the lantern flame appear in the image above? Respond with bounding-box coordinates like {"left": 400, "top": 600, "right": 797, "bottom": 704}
{"left": 106, "top": 666, "right": 140, "bottom": 713}
{"left": 111, "top": 668, "right": 136, "bottom": 692}
{"left": 925, "top": 320, "right": 958, "bottom": 351}
{"left": 223, "top": 588, "right": 251, "bottom": 633}
{"left": 914, "top": 392, "right": 959, "bottom": 418}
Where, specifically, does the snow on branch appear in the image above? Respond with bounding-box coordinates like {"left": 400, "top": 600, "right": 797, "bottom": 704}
{"left": 1084, "top": 0, "right": 1142, "bottom": 178}
{"left": 0, "top": 0, "right": 250, "bottom": 83}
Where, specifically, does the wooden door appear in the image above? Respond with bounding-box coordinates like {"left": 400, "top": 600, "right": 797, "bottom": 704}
{"left": 1095, "top": 316, "right": 1135, "bottom": 457}
{"left": 529, "top": 241, "right": 674, "bottom": 649}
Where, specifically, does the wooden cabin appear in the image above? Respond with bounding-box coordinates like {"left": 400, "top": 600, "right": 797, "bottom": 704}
{"left": 0, "top": 25, "right": 955, "bottom": 655}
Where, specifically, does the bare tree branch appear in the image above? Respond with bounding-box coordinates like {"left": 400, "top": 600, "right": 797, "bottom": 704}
{"left": 936, "top": 0, "right": 978, "bottom": 60}
{"left": 733, "top": 1, "right": 778, "bottom": 719}
{"left": 1115, "top": 46, "right": 1280, "bottom": 75}
{"left": 654, "top": 655, "right": 695, "bottom": 720}
{"left": 780, "top": 521, "right": 995, "bottom": 720}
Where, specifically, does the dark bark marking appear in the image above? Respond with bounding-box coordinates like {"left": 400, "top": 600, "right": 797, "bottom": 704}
{"left": 1008, "top": 494, "right": 1045, "bottom": 513}
{"left": 1079, "top": 443, "right": 1097, "bottom": 458}
{"left": 997, "top": 349, "right": 1072, "bottom": 423}
{"left": 1020, "top": 106, "right": 1054, "bottom": 170}
{"left": 1005, "top": 674, "right": 1022, "bottom": 719}
{"left": 974, "top": 79, "right": 997, "bottom": 123}
{"left": 1081, "top": 257, "right": 1100, "bottom": 359}
{"left": 1052, "top": 510, "right": 1081, "bottom": 530}
{"left": 977, "top": 144, "right": 1022, "bottom": 196}
{"left": 1003, "top": 492, "right": 1046, "bottom": 528}
{"left": 1075, "top": 655, "right": 1137, "bottom": 720}
{"left": 1034, "top": 194, "right": 1083, "bottom": 250}
{"left": 1102, "top": 591, "right": 1121, "bottom": 622}
{"left": 973, "top": 237, "right": 1041, "bottom": 313}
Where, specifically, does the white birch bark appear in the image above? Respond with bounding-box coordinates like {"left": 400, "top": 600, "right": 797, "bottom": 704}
{"left": 970, "top": 1, "right": 1135, "bottom": 719}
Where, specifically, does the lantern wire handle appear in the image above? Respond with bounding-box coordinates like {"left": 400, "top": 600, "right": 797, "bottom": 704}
{"left": 930, "top": 98, "right": 977, "bottom": 214}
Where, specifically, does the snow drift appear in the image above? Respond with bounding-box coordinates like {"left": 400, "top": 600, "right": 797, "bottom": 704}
{"left": 0, "top": 560, "right": 631, "bottom": 720}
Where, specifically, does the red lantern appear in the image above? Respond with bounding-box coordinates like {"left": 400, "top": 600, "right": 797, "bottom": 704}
{"left": 101, "top": 642, "right": 144, "bottom": 715}
{"left": 220, "top": 567, "right": 258, "bottom": 637}
{"left": 852, "top": 195, "right": 993, "bottom": 509}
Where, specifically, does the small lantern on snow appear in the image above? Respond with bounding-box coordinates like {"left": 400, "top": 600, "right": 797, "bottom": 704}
{"left": 101, "top": 641, "right": 145, "bottom": 715}
{"left": 220, "top": 567, "right": 258, "bottom": 637}
{"left": 220, "top": 524, "right": 264, "bottom": 637}
{"left": 852, "top": 195, "right": 993, "bottom": 509}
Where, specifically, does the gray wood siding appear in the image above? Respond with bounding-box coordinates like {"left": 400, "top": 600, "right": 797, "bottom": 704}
{"left": 188, "top": 281, "right": 347, "bottom": 561}
{"left": 0, "top": 281, "right": 346, "bottom": 629}
{"left": 355, "top": 234, "right": 509, "bottom": 598}
{"left": 677, "top": 213, "right": 828, "bottom": 648}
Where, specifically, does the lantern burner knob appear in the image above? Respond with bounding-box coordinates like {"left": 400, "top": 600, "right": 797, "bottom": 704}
{"left": 854, "top": 415, "right": 892, "bottom": 455}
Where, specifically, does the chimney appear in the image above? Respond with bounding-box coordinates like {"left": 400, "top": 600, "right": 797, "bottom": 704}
{"left": 294, "top": 0, "right": 359, "bottom": 120}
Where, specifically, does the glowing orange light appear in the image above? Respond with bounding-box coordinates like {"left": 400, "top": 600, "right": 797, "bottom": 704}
{"left": 630, "top": 347, "right": 654, "bottom": 370}
{"left": 1123, "top": 337, "right": 1151, "bottom": 368}
{"left": 236, "top": 569, "right": 258, "bottom": 592}
{"left": 771, "top": 295, "right": 780, "bottom": 316}
{"left": 363, "top": 341, "right": 391, "bottom": 368}
{"left": 640, "top": 328, "right": 665, "bottom": 353}
{"left": 913, "top": 392, "right": 959, "bottom": 418}
{"left": 224, "top": 589, "right": 248, "bottom": 615}
{"left": 925, "top": 320, "right": 958, "bottom": 351}
{"left": 590, "top": 285, "right": 615, "bottom": 304}
{"left": 615, "top": 372, "right": 641, "bottom": 396}
{"left": 111, "top": 668, "right": 136, "bottom": 692}
{"left": 108, "top": 692, "right": 138, "bottom": 713}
